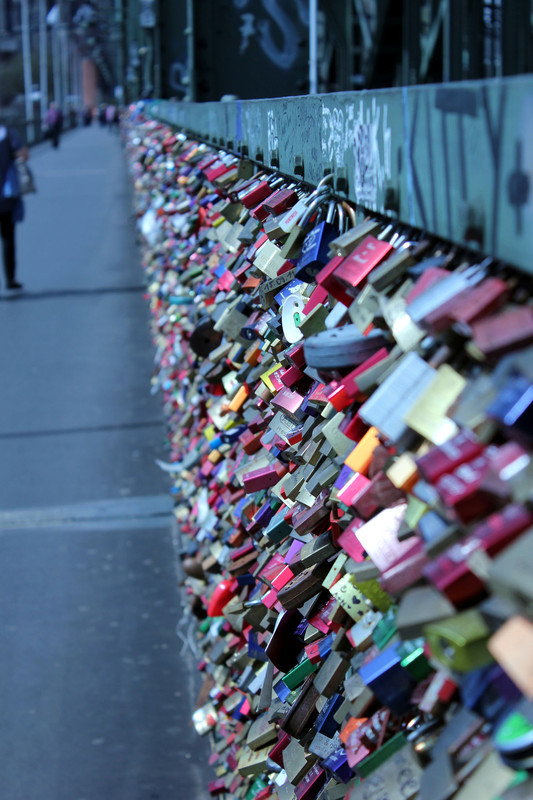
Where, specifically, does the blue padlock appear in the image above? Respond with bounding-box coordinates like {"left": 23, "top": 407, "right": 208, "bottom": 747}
{"left": 487, "top": 374, "right": 533, "bottom": 444}
{"left": 317, "top": 632, "right": 335, "bottom": 661}
{"left": 294, "top": 220, "right": 338, "bottom": 283}
{"left": 322, "top": 746, "right": 355, "bottom": 784}
{"left": 358, "top": 641, "right": 416, "bottom": 716}
{"left": 315, "top": 693, "right": 344, "bottom": 737}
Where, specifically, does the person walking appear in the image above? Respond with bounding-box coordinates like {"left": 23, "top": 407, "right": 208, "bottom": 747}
{"left": 82, "top": 106, "right": 93, "bottom": 126}
{"left": 43, "top": 101, "right": 63, "bottom": 148}
{"left": 106, "top": 103, "right": 118, "bottom": 132}
{"left": 0, "top": 125, "right": 29, "bottom": 291}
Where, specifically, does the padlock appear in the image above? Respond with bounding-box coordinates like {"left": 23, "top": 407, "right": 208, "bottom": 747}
{"left": 275, "top": 173, "right": 333, "bottom": 244}
{"left": 263, "top": 187, "right": 308, "bottom": 241}
{"left": 358, "top": 642, "right": 417, "bottom": 715}
{"left": 218, "top": 195, "right": 244, "bottom": 223}
{"left": 207, "top": 578, "right": 238, "bottom": 617}
{"left": 252, "top": 238, "right": 287, "bottom": 279}
{"left": 263, "top": 213, "right": 291, "bottom": 241}
{"left": 279, "top": 186, "right": 333, "bottom": 260}
{"left": 367, "top": 239, "right": 417, "bottom": 291}
{"left": 303, "top": 325, "right": 389, "bottom": 371}
{"left": 281, "top": 294, "right": 306, "bottom": 344}
{"left": 249, "top": 178, "right": 289, "bottom": 222}
{"left": 333, "top": 234, "right": 394, "bottom": 295}
{"left": 253, "top": 182, "right": 298, "bottom": 221}
{"left": 425, "top": 609, "right": 493, "bottom": 672}
{"left": 294, "top": 199, "right": 342, "bottom": 283}
{"left": 407, "top": 261, "right": 488, "bottom": 324}
{"left": 204, "top": 151, "right": 238, "bottom": 184}
{"left": 274, "top": 187, "right": 313, "bottom": 235}
{"left": 493, "top": 700, "right": 533, "bottom": 771}
{"left": 239, "top": 174, "right": 284, "bottom": 209}
{"left": 237, "top": 214, "right": 262, "bottom": 245}
{"left": 328, "top": 217, "right": 380, "bottom": 259}
{"left": 487, "top": 374, "right": 533, "bottom": 445}
{"left": 228, "top": 170, "right": 266, "bottom": 203}
{"left": 421, "top": 275, "right": 510, "bottom": 335}
{"left": 359, "top": 351, "right": 437, "bottom": 445}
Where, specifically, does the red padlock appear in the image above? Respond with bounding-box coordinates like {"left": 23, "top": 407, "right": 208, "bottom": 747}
{"left": 207, "top": 579, "right": 237, "bottom": 617}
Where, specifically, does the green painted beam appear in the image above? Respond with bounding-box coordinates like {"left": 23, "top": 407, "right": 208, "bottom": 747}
{"left": 146, "top": 76, "right": 533, "bottom": 273}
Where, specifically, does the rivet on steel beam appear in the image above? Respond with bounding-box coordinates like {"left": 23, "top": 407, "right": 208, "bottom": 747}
{"left": 463, "top": 207, "right": 485, "bottom": 250}
{"left": 384, "top": 186, "right": 400, "bottom": 215}
{"left": 294, "top": 155, "right": 304, "bottom": 177}
{"left": 270, "top": 147, "right": 280, "bottom": 168}
{"left": 335, "top": 167, "right": 348, "bottom": 194}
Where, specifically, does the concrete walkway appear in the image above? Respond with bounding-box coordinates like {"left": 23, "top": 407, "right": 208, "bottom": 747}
{"left": 0, "top": 126, "right": 211, "bottom": 799}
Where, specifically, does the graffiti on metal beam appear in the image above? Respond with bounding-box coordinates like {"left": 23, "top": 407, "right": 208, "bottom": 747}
{"left": 168, "top": 59, "right": 188, "bottom": 97}
{"left": 353, "top": 99, "right": 392, "bottom": 209}
{"left": 148, "top": 76, "right": 533, "bottom": 274}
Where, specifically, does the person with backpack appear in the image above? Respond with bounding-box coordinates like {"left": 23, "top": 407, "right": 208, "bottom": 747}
{"left": 0, "top": 126, "right": 29, "bottom": 290}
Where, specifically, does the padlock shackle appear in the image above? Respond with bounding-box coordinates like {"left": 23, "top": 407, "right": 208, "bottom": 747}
{"left": 325, "top": 199, "right": 337, "bottom": 225}
{"left": 341, "top": 201, "right": 356, "bottom": 228}
{"left": 299, "top": 188, "right": 332, "bottom": 228}
{"left": 336, "top": 202, "right": 345, "bottom": 232}
{"left": 316, "top": 173, "right": 334, "bottom": 191}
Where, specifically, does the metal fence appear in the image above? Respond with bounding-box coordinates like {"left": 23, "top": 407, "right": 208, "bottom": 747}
{"left": 148, "top": 74, "right": 533, "bottom": 275}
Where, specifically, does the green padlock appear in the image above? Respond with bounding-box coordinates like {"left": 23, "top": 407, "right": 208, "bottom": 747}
{"left": 425, "top": 609, "right": 493, "bottom": 672}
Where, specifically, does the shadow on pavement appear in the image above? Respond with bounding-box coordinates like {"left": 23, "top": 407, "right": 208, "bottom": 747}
{"left": 0, "top": 284, "right": 146, "bottom": 301}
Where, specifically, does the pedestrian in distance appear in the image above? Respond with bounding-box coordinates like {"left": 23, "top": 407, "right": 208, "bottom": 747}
{"left": 68, "top": 104, "right": 77, "bottom": 129}
{"left": 106, "top": 103, "right": 118, "bottom": 132}
{"left": 0, "top": 125, "right": 29, "bottom": 291}
{"left": 82, "top": 106, "right": 93, "bottom": 126}
{"left": 42, "top": 101, "right": 63, "bottom": 149}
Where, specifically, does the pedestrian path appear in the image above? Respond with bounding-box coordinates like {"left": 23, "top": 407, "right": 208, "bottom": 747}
{"left": 0, "top": 126, "right": 211, "bottom": 799}
{"left": 0, "top": 126, "right": 166, "bottom": 509}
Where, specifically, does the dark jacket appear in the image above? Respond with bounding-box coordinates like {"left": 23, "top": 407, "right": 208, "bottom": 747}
{"left": 0, "top": 126, "right": 22, "bottom": 214}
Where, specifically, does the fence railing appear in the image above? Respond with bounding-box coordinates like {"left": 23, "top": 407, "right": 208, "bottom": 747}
{"left": 147, "top": 75, "right": 533, "bottom": 275}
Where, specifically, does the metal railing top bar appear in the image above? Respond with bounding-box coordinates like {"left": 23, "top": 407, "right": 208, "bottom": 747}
{"left": 146, "top": 76, "right": 533, "bottom": 274}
